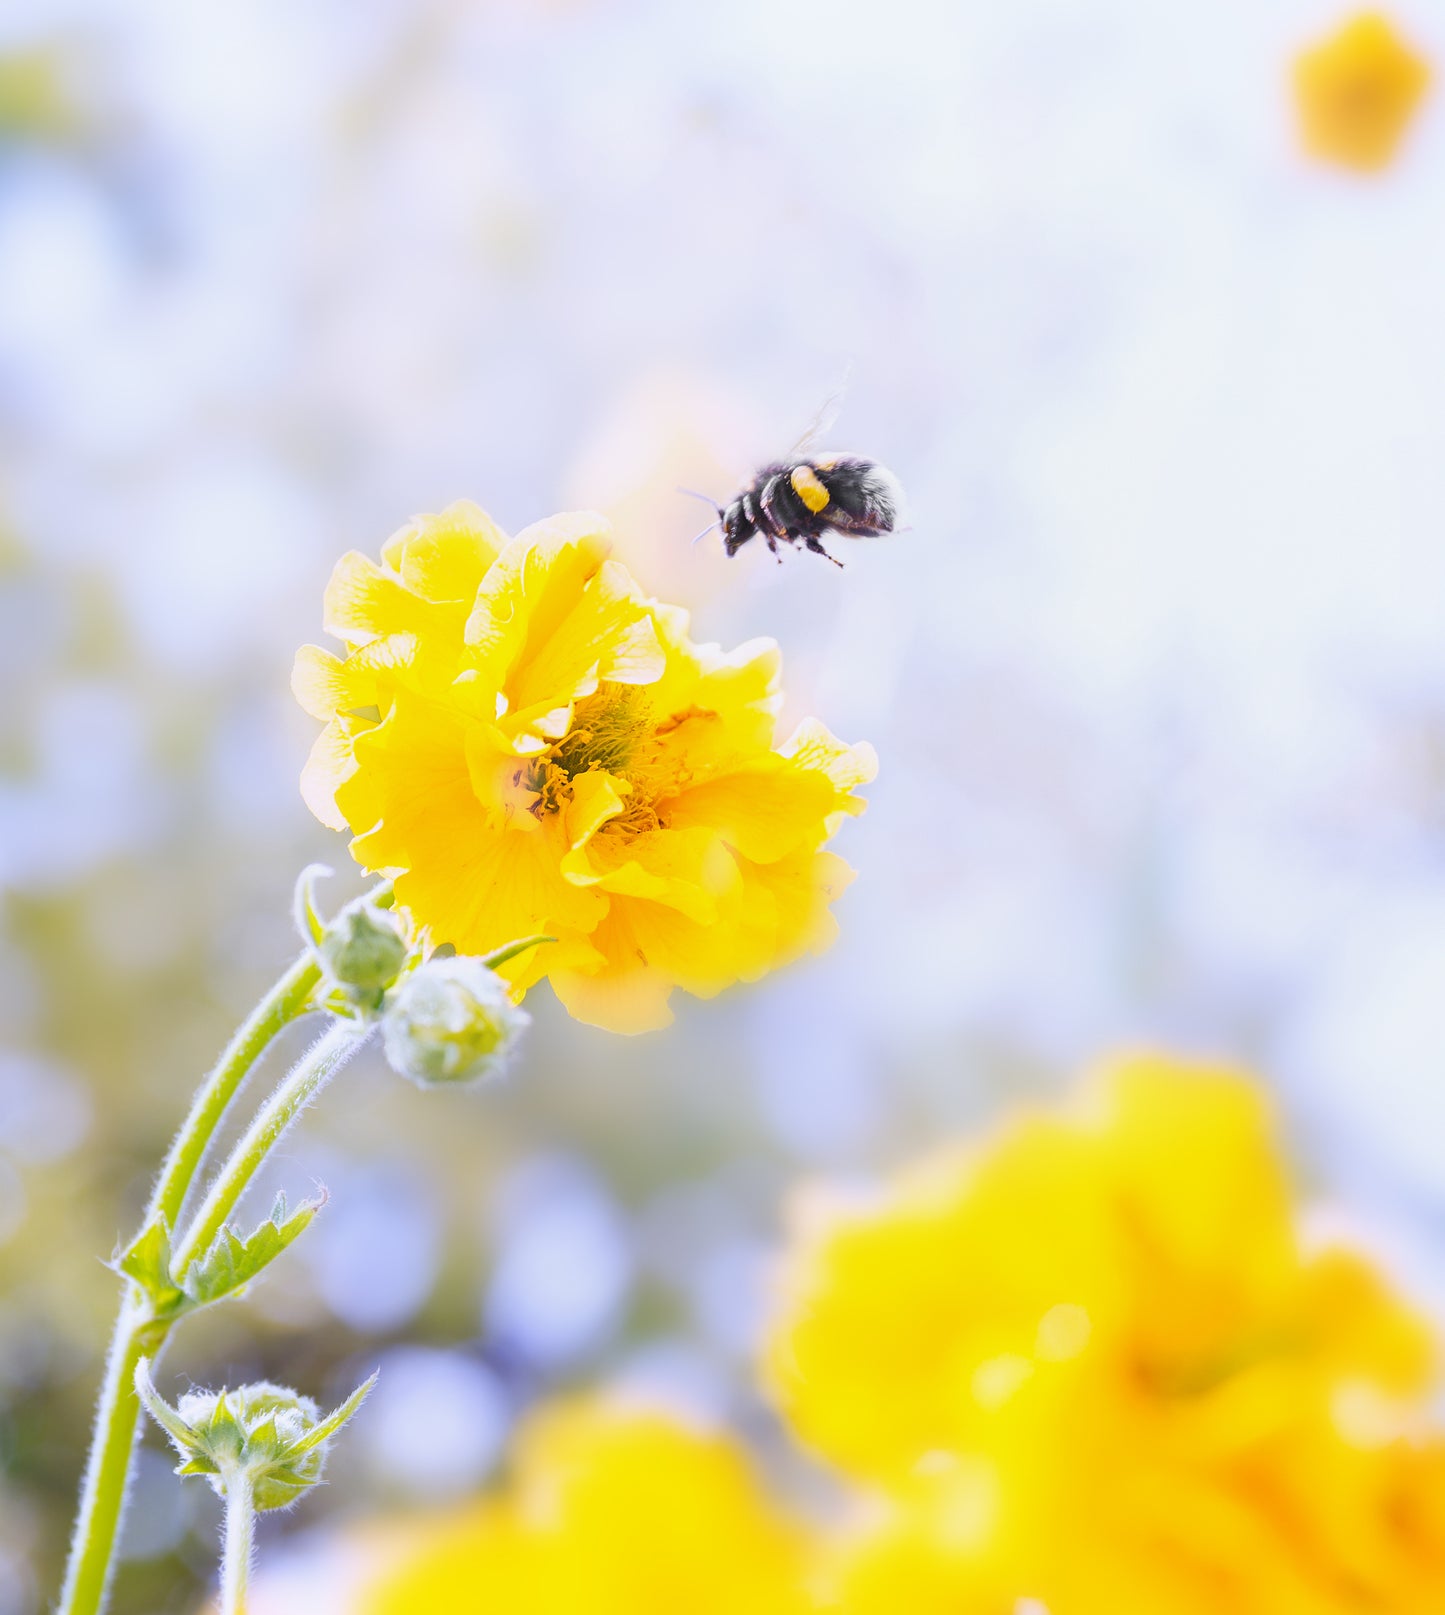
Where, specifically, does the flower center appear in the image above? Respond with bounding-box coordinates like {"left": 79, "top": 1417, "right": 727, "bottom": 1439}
{"left": 551, "top": 683, "right": 651, "bottom": 779}
{"left": 525, "top": 683, "right": 668, "bottom": 829}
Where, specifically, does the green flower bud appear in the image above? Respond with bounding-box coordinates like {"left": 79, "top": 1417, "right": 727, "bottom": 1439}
{"left": 318, "top": 898, "right": 409, "bottom": 997}
{"left": 381, "top": 955, "right": 529, "bottom": 1087}
{"left": 136, "top": 1358, "right": 375, "bottom": 1511}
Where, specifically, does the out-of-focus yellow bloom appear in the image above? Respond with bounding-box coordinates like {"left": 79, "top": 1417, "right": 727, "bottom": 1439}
{"left": 1294, "top": 12, "right": 1432, "bottom": 172}
{"left": 765, "top": 1053, "right": 1445, "bottom": 1614}
{"left": 361, "top": 1397, "right": 816, "bottom": 1615}
{"left": 295, "top": 502, "right": 874, "bottom": 1032}
{"left": 0, "top": 49, "right": 77, "bottom": 143}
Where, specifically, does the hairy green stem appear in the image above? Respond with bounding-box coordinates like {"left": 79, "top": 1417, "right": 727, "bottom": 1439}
{"left": 148, "top": 952, "right": 322, "bottom": 1232}
{"left": 220, "top": 1474, "right": 255, "bottom": 1615}
{"left": 148, "top": 876, "right": 391, "bottom": 1233}
{"left": 173, "top": 1020, "right": 374, "bottom": 1278}
{"left": 55, "top": 1299, "right": 160, "bottom": 1615}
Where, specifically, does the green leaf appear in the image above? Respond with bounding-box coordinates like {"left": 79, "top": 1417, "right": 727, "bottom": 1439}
{"left": 115, "top": 1220, "right": 188, "bottom": 1317}
{"left": 183, "top": 1190, "right": 327, "bottom": 1307}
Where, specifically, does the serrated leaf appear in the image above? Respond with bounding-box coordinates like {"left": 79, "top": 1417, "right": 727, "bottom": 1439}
{"left": 115, "top": 1220, "right": 188, "bottom": 1317}
{"left": 182, "top": 1190, "right": 326, "bottom": 1307}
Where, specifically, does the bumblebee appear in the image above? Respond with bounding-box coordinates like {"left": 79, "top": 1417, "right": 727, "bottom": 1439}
{"left": 707, "top": 456, "right": 903, "bottom": 566}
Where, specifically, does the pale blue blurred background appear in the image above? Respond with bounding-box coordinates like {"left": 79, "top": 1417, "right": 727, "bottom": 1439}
{"left": 5, "top": 2, "right": 1445, "bottom": 1611}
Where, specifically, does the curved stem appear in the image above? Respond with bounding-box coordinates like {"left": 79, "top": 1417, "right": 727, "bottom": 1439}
{"left": 59, "top": 878, "right": 393, "bottom": 1615}
{"left": 173, "top": 1020, "right": 374, "bottom": 1278}
{"left": 219, "top": 1474, "right": 255, "bottom": 1615}
{"left": 147, "top": 870, "right": 390, "bottom": 1233}
{"left": 56, "top": 1300, "right": 167, "bottom": 1615}
{"left": 148, "top": 952, "right": 321, "bottom": 1232}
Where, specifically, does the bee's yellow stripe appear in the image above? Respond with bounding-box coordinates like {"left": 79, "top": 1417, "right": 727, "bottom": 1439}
{"left": 791, "top": 464, "right": 831, "bottom": 514}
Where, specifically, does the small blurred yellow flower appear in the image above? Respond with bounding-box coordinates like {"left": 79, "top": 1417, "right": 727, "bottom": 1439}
{"left": 361, "top": 1397, "right": 816, "bottom": 1615}
{"left": 0, "top": 48, "right": 78, "bottom": 143}
{"left": 295, "top": 502, "right": 874, "bottom": 1032}
{"left": 765, "top": 1052, "right": 1445, "bottom": 1614}
{"left": 1294, "top": 12, "right": 1432, "bottom": 172}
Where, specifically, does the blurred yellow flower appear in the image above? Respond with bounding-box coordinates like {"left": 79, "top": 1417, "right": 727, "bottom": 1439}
{"left": 295, "top": 502, "right": 874, "bottom": 1031}
{"left": 362, "top": 1397, "right": 816, "bottom": 1615}
{"left": 765, "top": 1053, "right": 1445, "bottom": 1614}
{"left": 0, "top": 48, "right": 78, "bottom": 143}
{"left": 1294, "top": 12, "right": 1431, "bottom": 172}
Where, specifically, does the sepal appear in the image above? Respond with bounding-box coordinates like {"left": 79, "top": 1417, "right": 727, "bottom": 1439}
{"left": 292, "top": 863, "right": 333, "bottom": 949}
{"left": 136, "top": 1358, "right": 377, "bottom": 1511}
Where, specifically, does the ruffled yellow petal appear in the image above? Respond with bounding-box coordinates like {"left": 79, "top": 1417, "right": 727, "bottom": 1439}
{"left": 299, "top": 714, "right": 371, "bottom": 832}
{"left": 291, "top": 644, "right": 353, "bottom": 721}
{"left": 496, "top": 557, "right": 666, "bottom": 744}
{"left": 565, "top": 767, "right": 631, "bottom": 847}
{"left": 336, "top": 697, "right": 474, "bottom": 852}
{"left": 549, "top": 929, "right": 679, "bottom": 1033}
{"left": 564, "top": 823, "right": 738, "bottom": 925}
{"left": 464, "top": 513, "right": 611, "bottom": 666}
{"left": 395, "top": 823, "right": 602, "bottom": 960}
{"left": 663, "top": 757, "right": 844, "bottom": 864}
{"left": 291, "top": 636, "right": 418, "bottom": 721}
{"left": 783, "top": 718, "right": 879, "bottom": 799}
{"left": 740, "top": 845, "right": 856, "bottom": 965}
{"left": 549, "top": 863, "right": 776, "bottom": 1032}
{"left": 323, "top": 550, "right": 435, "bottom": 646}
{"left": 379, "top": 499, "right": 508, "bottom": 602}
{"left": 645, "top": 624, "right": 783, "bottom": 749}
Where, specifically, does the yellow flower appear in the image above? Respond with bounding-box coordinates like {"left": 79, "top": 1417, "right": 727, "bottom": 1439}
{"left": 765, "top": 1053, "right": 1445, "bottom": 1614}
{"left": 1294, "top": 12, "right": 1432, "bottom": 172}
{"left": 294, "top": 502, "right": 875, "bottom": 1032}
{"left": 361, "top": 1397, "right": 817, "bottom": 1615}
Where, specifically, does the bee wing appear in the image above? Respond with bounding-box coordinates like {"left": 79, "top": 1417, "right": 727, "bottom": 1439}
{"left": 787, "top": 364, "right": 854, "bottom": 458}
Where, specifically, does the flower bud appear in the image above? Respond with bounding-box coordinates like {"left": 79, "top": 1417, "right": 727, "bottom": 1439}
{"left": 136, "top": 1358, "right": 375, "bottom": 1511}
{"left": 381, "top": 955, "right": 529, "bottom": 1087}
{"left": 317, "top": 898, "right": 409, "bottom": 998}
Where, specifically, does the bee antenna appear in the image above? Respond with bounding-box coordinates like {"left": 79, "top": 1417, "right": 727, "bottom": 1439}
{"left": 676, "top": 484, "right": 723, "bottom": 512}
{"left": 677, "top": 486, "right": 724, "bottom": 547}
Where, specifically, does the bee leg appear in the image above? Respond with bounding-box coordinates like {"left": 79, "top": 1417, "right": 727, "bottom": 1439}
{"left": 803, "top": 533, "right": 844, "bottom": 568}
